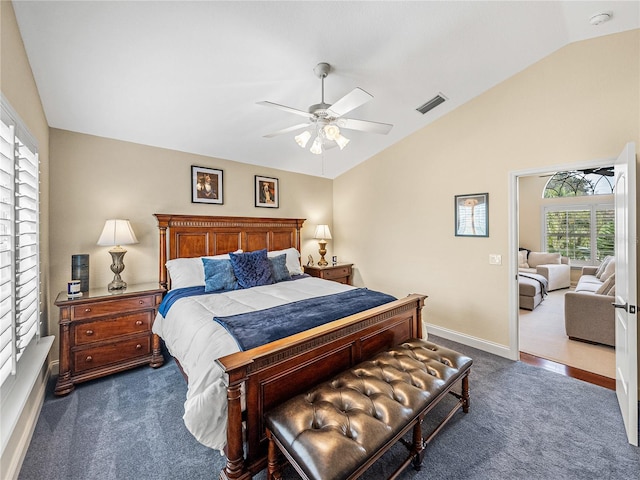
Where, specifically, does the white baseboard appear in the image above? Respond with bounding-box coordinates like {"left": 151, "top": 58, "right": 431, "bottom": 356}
{"left": 425, "top": 323, "right": 516, "bottom": 360}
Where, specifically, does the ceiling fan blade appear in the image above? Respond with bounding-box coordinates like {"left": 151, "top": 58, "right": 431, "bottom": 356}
{"left": 337, "top": 117, "right": 393, "bottom": 135}
{"left": 326, "top": 88, "right": 373, "bottom": 118}
{"left": 263, "top": 123, "right": 310, "bottom": 138}
{"left": 257, "top": 101, "right": 313, "bottom": 119}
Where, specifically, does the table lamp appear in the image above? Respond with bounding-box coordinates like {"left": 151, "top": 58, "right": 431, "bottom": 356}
{"left": 314, "top": 225, "right": 332, "bottom": 267}
{"left": 97, "top": 219, "right": 138, "bottom": 291}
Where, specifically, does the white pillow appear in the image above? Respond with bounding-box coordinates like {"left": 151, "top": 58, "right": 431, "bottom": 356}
{"left": 518, "top": 251, "right": 529, "bottom": 268}
{"left": 600, "top": 259, "right": 615, "bottom": 282}
{"left": 166, "top": 250, "right": 242, "bottom": 289}
{"left": 267, "top": 247, "right": 303, "bottom": 275}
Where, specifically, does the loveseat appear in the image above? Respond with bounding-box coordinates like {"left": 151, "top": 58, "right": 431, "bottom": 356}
{"left": 519, "top": 251, "right": 571, "bottom": 291}
{"left": 564, "top": 257, "right": 615, "bottom": 347}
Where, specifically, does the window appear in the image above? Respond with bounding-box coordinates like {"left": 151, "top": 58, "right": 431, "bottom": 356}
{"left": 543, "top": 205, "right": 614, "bottom": 265}
{"left": 543, "top": 169, "right": 614, "bottom": 197}
{"left": 0, "top": 99, "right": 40, "bottom": 388}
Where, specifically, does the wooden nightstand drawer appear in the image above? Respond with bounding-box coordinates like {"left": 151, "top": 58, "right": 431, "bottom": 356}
{"left": 73, "top": 336, "right": 151, "bottom": 373}
{"left": 71, "top": 295, "right": 155, "bottom": 320}
{"left": 322, "top": 266, "right": 351, "bottom": 280}
{"left": 73, "top": 311, "right": 152, "bottom": 345}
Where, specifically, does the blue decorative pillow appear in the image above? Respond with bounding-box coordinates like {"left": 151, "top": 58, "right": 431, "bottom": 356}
{"left": 229, "top": 249, "right": 274, "bottom": 288}
{"left": 269, "top": 254, "right": 291, "bottom": 283}
{"left": 202, "top": 258, "right": 238, "bottom": 292}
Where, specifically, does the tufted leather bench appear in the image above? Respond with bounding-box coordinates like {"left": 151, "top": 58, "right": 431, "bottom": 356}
{"left": 264, "top": 339, "right": 472, "bottom": 480}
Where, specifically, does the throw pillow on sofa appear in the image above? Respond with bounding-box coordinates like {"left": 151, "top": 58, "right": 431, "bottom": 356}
{"left": 518, "top": 251, "right": 529, "bottom": 268}
{"left": 596, "top": 273, "right": 615, "bottom": 295}
{"left": 600, "top": 259, "right": 616, "bottom": 281}
{"left": 595, "top": 256, "right": 613, "bottom": 279}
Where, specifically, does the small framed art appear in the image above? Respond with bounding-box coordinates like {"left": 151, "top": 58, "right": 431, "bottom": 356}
{"left": 255, "top": 175, "right": 279, "bottom": 208}
{"left": 455, "top": 193, "right": 488, "bottom": 237}
{"left": 192, "top": 166, "right": 223, "bottom": 204}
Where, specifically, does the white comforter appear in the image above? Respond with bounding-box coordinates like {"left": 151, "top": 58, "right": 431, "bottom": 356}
{"left": 152, "top": 276, "right": 354, "bottom": 451}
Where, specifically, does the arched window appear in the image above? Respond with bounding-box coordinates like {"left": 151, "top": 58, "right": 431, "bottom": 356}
{"left": 542, "top": 168, "right": 614, "bottom": 265}
{"left": 543, "top": 168, "right": 614, "bottom": 197}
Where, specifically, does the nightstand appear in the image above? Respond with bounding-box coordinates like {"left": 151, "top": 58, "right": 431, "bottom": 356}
{"left": 304, "top": 263, "right": 353, "bottom": 285}
{"left": 54, "top": 283, "right": 165, "bottom": 396}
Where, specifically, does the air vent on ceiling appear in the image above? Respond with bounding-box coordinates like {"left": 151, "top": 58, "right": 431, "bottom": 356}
{"left": 416, "top": 94, "right": 447, "bottom": 115}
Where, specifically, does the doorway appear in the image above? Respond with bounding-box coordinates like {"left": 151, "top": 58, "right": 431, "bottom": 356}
{"left": 510, "top": 161, "right": 616, "bottom": 384}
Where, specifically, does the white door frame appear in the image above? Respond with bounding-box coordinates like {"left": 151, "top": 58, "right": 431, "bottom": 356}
{"left": 508, "top": 158, "right": 617, "bottom": 359}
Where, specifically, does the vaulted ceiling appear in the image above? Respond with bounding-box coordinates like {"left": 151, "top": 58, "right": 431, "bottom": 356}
{"left": 12, "top": 1, "right": 639, "bottom": 178}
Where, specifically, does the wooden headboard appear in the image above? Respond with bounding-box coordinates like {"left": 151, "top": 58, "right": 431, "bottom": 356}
{"left": 154, "top": 214, "right": 305, "bottom": 289}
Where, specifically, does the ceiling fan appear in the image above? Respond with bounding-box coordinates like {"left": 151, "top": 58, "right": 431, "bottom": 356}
{"left": 258, "top": 62, "right": 393, "bottom": 154}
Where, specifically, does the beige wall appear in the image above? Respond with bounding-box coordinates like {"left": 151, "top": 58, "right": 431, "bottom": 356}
{"left": 334, "top": 30, "right": 639, "bottom": 349}
{"left": 1, "top": 1, "right": 50, "bottom": 478}
{"left": 48, "top": 129, "right": 333, "bottom": 357}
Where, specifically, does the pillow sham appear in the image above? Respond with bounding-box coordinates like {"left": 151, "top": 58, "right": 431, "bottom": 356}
{"left": 267, "top": 247, "right": 303, "bottom": 275}
{"left": 202, "top": 258, "right": 238, "bottom": 292}
{"left": 229, "top": 249, "right": 274, "bottom": 288}
{"left": 269, "top": 254, "right": 291, "bottom": 283}
{"left": 166, "top": 250, "right": 242, "bottom": 289}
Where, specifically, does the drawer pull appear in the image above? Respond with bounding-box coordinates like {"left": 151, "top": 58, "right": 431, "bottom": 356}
{"left": 86, "top": 355, "right": 93, "bottom": 362}
{"left": 85, "top": 330, "right": 94, "bottom": 336}
{"left": 136, "top": 344, "right": 142, "bottom": 350}
{"left": 84, "top": 308, "right": 91, "bottom": 313}
{"left": 139, "top": 300, "right": 144, "bottom": 304}
{"left": 135, "top": 320, "right": 143, "bottom": 326}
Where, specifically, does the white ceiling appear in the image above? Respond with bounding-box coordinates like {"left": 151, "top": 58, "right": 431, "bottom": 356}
{"left": 12, "top": 1, "right": 640, "bottom": 179}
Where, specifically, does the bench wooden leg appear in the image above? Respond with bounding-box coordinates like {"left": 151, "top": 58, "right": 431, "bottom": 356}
{"left": 266, "top": 429, "right": 282, "bottom": 480}
{"left": 411, "top": 414, "right": 426, "bottom": 470}
{"left": 462, "top": 372, "right": 470, "bottom": 413}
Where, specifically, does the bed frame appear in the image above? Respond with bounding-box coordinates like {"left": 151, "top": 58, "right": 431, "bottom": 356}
{"left": 154, "top": 214, "right": 426, "bottom": 480}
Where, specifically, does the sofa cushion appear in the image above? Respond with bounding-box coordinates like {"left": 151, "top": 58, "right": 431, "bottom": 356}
{"left": 579, "top": 275, "right": 603, "bottom": 285}
{"left": 596, "top": 274, "right": 615, "bottom": 295}
{"left": 574, "top": 282, "right": 602, "bottom": 294}
{"left": 595, "top": 256, "right": 613, "bottom": 278}
{"left": 527, "top": 252, "right": 561, "bottom": 268}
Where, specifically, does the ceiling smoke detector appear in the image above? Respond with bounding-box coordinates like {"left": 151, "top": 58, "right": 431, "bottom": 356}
{"left": 589, "top": 12, "right": 612, "bottom": 26}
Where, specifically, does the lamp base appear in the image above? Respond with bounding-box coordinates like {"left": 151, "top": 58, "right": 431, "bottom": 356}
{"left": 108, "top": 247, "right": 128, "bottom": 291}
{"left": 317, "top": 240, "right": 328, "bottom": 267}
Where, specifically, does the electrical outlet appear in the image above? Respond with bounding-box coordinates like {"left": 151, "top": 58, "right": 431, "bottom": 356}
{"left": 489, "top": 254, "right": 502, "bottom": 265}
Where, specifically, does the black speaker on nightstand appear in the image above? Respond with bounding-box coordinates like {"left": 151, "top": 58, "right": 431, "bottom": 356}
{"left": 72, "top": 254, "right": 89, "bottom": 292}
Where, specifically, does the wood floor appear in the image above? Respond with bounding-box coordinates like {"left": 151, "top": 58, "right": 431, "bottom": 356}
{"left": 519, "top": 352, "right": 615, "bottom": 390}
{"left": 519, "top": 288, "right": 615, "bottom": 390}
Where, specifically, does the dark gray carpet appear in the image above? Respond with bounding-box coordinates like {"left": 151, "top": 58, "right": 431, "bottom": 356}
{"left": 18, "top": 336, "right": 640, "bottom": 479}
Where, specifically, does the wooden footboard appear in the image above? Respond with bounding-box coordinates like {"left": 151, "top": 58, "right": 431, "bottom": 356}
{"left": 216, "top": 293, "right": 427, "bottom": 480}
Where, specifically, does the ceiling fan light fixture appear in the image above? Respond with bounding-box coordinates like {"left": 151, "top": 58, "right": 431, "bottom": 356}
{"left": 295, "top": 130, "right": 311, "bottom": 148}
{"left": 323, "top": 124, "right": 340, "bottom": 141}
{"left": 310, "top": 135, "right": 323, "bottom": 155}
{"left": 335, "top": 133, "right": 350, "bottom": 150}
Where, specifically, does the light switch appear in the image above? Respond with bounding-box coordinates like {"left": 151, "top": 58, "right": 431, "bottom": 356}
{"left": 489, "top": 254, "right": 502, "bottom": 265}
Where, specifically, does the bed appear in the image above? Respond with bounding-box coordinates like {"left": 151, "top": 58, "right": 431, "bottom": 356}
{"left": 152, "top": 214, "right": 427, "bottom": 480}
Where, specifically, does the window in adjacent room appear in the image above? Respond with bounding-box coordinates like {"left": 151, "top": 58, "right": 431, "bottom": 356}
{"left": 542, "top": 168, "right": 614, "bottom": 266}
{"left": 0, "top": 98, "right": 41, "bottom": 388}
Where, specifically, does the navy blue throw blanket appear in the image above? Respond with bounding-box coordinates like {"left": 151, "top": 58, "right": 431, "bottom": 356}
{"left": 214, "top": 288, "right": 397, "bottom": 351}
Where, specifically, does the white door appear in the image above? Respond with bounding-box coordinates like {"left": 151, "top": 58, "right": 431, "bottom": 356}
{"left": 614, "top": 142, "right": 638, "bottom": 446}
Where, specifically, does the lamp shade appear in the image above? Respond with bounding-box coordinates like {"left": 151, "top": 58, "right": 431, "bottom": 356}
{"left": 314, "top": 225, "right": 332, "bottom": 240}
{"left": 97, "top": 219, "right": 139, "bottom": 246}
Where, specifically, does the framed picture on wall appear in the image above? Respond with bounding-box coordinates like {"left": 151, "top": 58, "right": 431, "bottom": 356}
{"left": 455, "top": 193, "right": 489, "bottom": 237}
{"left": 255, "top": 175, "right": 279, "bottom": 208}
{"left": 192, "top": 166, "right": 223, "bottom": 204}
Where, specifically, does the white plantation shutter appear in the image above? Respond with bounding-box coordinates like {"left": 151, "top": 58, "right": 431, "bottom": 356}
{"left": 0, "top": 103, "right": 40, "bottom": 388}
